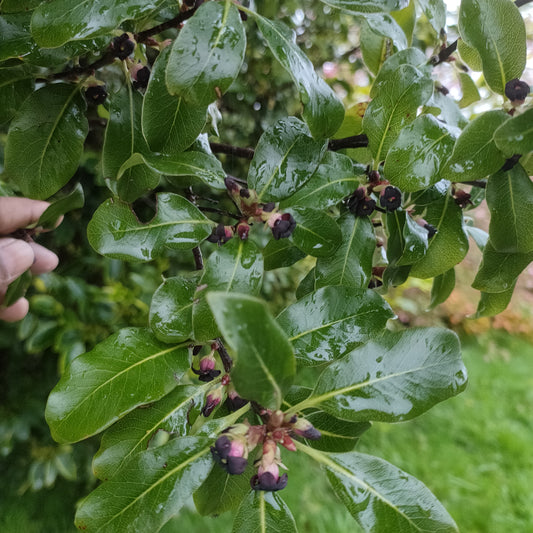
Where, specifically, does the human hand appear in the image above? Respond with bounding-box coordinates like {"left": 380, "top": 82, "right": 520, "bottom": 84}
{"left": 0, "top": 197, "right": 61, "bottom": 322}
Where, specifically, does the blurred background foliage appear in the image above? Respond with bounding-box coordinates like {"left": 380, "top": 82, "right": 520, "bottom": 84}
{"left": 1, "top": 0, "right": 533, "bottom": 531}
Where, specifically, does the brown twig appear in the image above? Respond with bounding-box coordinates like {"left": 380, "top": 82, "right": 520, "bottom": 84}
{"left": 192, "top": 246, "right": 204, "bottom": 270}
{"left": 215, "top": 338, "right": 233, "bottom": 372}
{"left": 328, "top": 134, "right": 369, "bottom": 151}
{"left": 209, "top": 142, "right": 255, "bottom": 160}
{"left": 460, "top": 180, "right": 487, "bottom": 189}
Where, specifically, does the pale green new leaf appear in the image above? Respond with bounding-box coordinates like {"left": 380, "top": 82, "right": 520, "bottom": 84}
{"left": 45, "top": 328, "right": 190, "bottom": 444}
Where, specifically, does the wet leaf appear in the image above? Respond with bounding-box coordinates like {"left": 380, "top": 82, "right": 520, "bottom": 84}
{"left": 493, "top": 107, "right": 533, "bottom": 158}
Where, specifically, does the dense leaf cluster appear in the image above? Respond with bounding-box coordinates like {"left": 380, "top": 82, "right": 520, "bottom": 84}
{"left": 1, "top": 0, "right": 532, "bottom": 531}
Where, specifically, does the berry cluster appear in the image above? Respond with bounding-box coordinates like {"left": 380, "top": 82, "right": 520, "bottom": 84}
{"left": 211, "top": 409, "right": 320, "bottom": 491}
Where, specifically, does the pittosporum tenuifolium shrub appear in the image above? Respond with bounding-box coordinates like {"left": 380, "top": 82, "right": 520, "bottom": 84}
{"left": 1, "top": 0, "right": 532, "bottom": 531}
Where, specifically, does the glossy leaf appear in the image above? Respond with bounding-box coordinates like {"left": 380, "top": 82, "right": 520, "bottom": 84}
{"left": 0, "top": 13, "right": 33, "bottom": 60}
{"left": 384, "top": 114, "right": 458, "bottom": 192}
{"left": 465, "top": 225, "right": 489, "bottom": 252}
{"left": 0, "top": 0, "right": 42, "bottom": 12}
{"left": 315, "top": 214, "right": 375, "bottom": 289}
{"left": 486, "top": 164, "right": 533, "bottom": 254}
{"left": 459, "top": 0, "right": 526, "bottom": 95}
{"left": 87, "top": 193, "right": 214, "bottom": 262}
{"left": 364, "top": 13, "right": 408, "bottom": 50}
{"left": 37, "top": 183, "right": 84, "bottom": 229}
{"left": 93, "top": 384, "right": 208, "bottom": 480}
{"left": 296, "top": 267, "right": 317, "bottom": 299}
{"left": 442, "top": 110, "right": 509, "bottom": 182}
{"left": 102, "top": 85, "right": 159, "bottom": 202}
{"left": 280, "top": 152, "right": 361, "bottom": 209}
{"left": 142, "top": 47, "right": 207, "bottom": 155}
{"left": 193, "top": 239, "right": 264, "bottom": 342}
{"left": 75, "top": 437, "right": 213, "bottom": 532}
{"left": 305, "top": 448, "right": 459, "bottom": 532}
{"left": 253, "top": 13, "right": 344, "bottom": 139}
{"left": 166, "top": 1, "right": 245, "bottom": 106}
{"left": 493, "top": 107, "right": 533, "bottom": 157}
{"left": 263, "top": 239, "right": 306, "bottom": 271}
{"left": 117, "top": 151, "right": 227, "bottom": 191}
{"left": 0, "top": 67, "right": 34, "bottom": 125}
{"left": 429, "top": 268, "right": 455, "bottom": 309}
{"left": 292, "top": 328, "right": 466, "bottom": 422}
{"left": 475, "top": 286, "right": 515, "bottom": 318}
{"left": 305, "top": 411, "right": 371, "bottom": 452}
{"left": 232, "top": 491, "right": 297, "bottom": 533}
{"left": 363, "top": 64, "right": 433, "bottom": 164}
{"left": 318, "top": 0, "right": 409, "bottom": 14}
{"left": 386, "top": 209, "right": 429, "bottom": 267}
{"left": 194, "top": 462, "right": 254, "bottom": 517}
{"left": 417, "top": 0, "right": 446, "bottom": 33}
{"left": 3, "top": 270, "right": 32, "bottom": 308}
{"left": 424, "top": 91, "right": 468, "bottom": 130}
{"left": 4, "top": 84, "right": 88, "bottom": 199}
{"left": 288, "top": 207, "right": 342, "bottom": 258}
{"left": 359, "top": 19, "right": 389, "bottom": 76}
{"left": 277, "top": 286, "right": 394, "bottom": 366}
{"left": 248, "top": 117, "right": 327, "bottom": 202}
{"left": 457, "top": 38, "right": 483, "bottom": 72}
{"left": 31, "top": 0, "right": 165, "bottom": 48}
{"left": 45, "top": 328, "right": 190, "bottom": 443}
{"left": 150, "top": 276, "right": 198, "bottom": 343}
{"left": 458, "top": 72, "right": 481, "bottom": 108}
{"left": 207, "top": 292, "right": 295, "bottom": 409}
{"left": 410, "top": 193, "right": 469, "bottom": 279}
{"left": 472, "top": 240, "right": 533, "bottom": 293}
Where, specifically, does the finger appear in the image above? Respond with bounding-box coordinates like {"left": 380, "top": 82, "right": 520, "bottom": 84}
{"left": 0, "top": 297, "right": 29, "bottom": 322}
{"left": 0, "top": 238, "right": 34, "bottom": 291}
{"left": 0, "top": 197, "right": 51, "bottom": 235}
{"left": 28, "top": 241, "right": 59, "bottom": 274}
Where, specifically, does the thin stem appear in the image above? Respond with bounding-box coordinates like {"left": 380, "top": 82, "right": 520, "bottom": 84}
{"left": 215, "top": 338, "right": 233, "bottom": 372}
{"left": 328, "top": 134, "right": 369, "bottom": 151}
{"left": 210, "top": 142, "right": 255, "bottom": 160}
{"left": 460, "top": 180, "right": 487, "bottom": 189}
{"left": 192, "top": 246, "right": 204, "bottom": 270}
{"left": 515, "top": 0, "right": 533, "bottom": 7}
{"left": 430, "top": 40, "right": 458, "bottom": 66}
{"left": 197, "top": 205, "right": 242, "bottom": 220}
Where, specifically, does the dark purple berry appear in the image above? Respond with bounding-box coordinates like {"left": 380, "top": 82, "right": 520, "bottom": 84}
{"left": 133, "top": 66, "right": 151, "bottom": 89}
{"left": 271, "top": 213, "right": 296, "bottom": 240}
{"left": 424, "top": 223, "right": 437, "bottom": 238}
{"left": 250, "top": 472, "right": 288, "bottom": 492}
{"left": 380, "top": 186, "right": 402, "bottom": 212}
{"left": 112, "top": 33, "right": 135, "bottom": 60}
{"left": 505, "top": 79, "right": 530, "bottom": 103}
{"left": 85, "top": 85, "right": 107, "bottom": 105}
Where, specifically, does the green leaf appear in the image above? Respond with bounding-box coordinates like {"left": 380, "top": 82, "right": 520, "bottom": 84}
{"left": 459, "top": 0, "right": 526, "bottom": 95}
{"left": 87, "top": 193, "right": 214, "bottom": 262}
{"left": 315, "top": 214, "right": 375, "bottom": 289}
{"left": 292, "top": 328, "right": 466, "bottom": 422}
{"left": 0, "top": 13, "right": 33, "bottom": 61}
{"left": 288, "top": 207, "right": 342, "bottom": 258}
{"left": 0, "top": 0, "right": 42, "bottom": 12}
{"left": 207, "top": 292, "right": 295, "bottom": 409}
{"left": 305, "top": 411, "right": 371, "bottom": 453}
{"left": 4, "top": 84, "right": 88, "bottom": 200}
{"left": 0, "top": 67, "right": 34, "bottom": 125}
{"left": 458, "top": 72, "right": 481, "bottom": 109}
{"left": 441, "top": 110, "right": 509, "bottom": 182}
{"left": 472, "top": 240, "right": 533, "bottom": 293}
{"left": 280, "top": 152, "right": 361, "bottom": 209}
{"left": 410, "top": 193, "right": 469, "bottom": 279}
{"left": 253, "top": 13, "right": 344, "bottom": 139}
{"left": 117, "top": 151, "right": 227, "bottom": 191}
{"left": 359, "top": 19, "right": 389, "bottom": 76}
{"left": 277, "top": 286, "right": 394, "bottom": 366}
{"left": 318, "top": 0, "right": 409, "bottom": 14}
{"left": 486, "top": 164, "right": 533, "bottom": 254}
{"left": 424, "top": 91, "right": 468, "bottom": 129}
{"left": 263, "top": 238, "right": 306, "bottom": 271}
{"left": 3, "top": 270, "right": 32, "bottom": 308}
{"left": 93, "top": 384, "right": 209, "bottom": 480}
{"left": 142, "top": 47, "right": 207, "bottom": 155}
{"left": 150, "top": 276, "right": 199, "bottom": 343}
{"left": 465, "top": 225, "right": 489, "bottom": 252}
{"left": 363, "top": 64, "right": 433, "bottom": 164}
{"left": 75, "top": 437, "right": 213, "bottom": 532}
{"left": 475, "top": 286, "right": 515, "bottom": 318}
{"left": 31, "top": 0, "right": 166, "bottom": 48}
{"left": 429, "top": 268, "right": 455, "bottom": 309}
{"left": 370, "top": 48, "right": 430, "bottom": 98}
{"left": 248, "top": 117, "right": 327, "bottom": 202}
{"left": 232, "top": 491, "right": 298, "bottom": 533}
{"left": 45, "top": 328, "right": 190, "bottom": 443}
{"left": 364, "top": 13, "right": 408, "bottom": 50}
{"left": 194, "top": 462, "right": 254, "bottom": 517}
{"left": 296, "top": 267, "right": 317, "bottom": 299}
{"left": 457, "top": 39, "right": 483, "bottom": 71}
{"left": 166, "top": 1, "right": 245, "bottom": 106}
{"left": 301, "top": 447, "right": 459, "bottom": 532}
{"left": 37, "top": 183, "right": 84, "bottom": 229}
{"left": 102, "top": 85, "right": 159, "bottom": 202}
{"left": 385, "top": 209, "right": 429, "bottom": 267}
{"left": 384, "top": 115, "right": 458, "bottom": 192}
{"left": 417, "top": 0, "right": 446, "bottom": 33}
{"left": 494, "top": 107, "right": 533, "bottom": 158}
{"left": 193, "top": 239, "right": 264, "bottom": 342}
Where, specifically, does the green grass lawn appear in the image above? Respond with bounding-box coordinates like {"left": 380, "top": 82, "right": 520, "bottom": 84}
{"left": 3, "top": 332, "right": 533, "bottom": 532}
